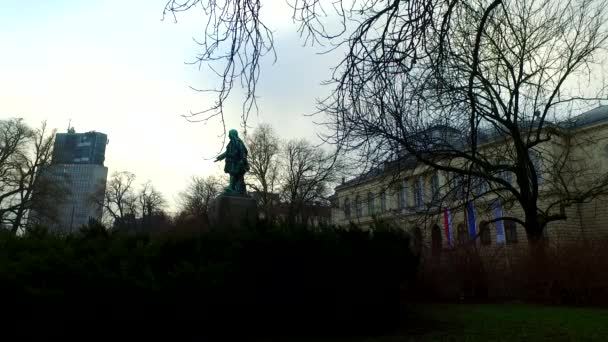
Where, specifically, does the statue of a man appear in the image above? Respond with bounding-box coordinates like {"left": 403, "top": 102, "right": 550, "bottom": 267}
{"left": 214, "top": 129, "right": 249, "bottom": 194}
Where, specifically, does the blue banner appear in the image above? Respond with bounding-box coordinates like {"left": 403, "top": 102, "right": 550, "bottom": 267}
{"left": 443, "top": 208, "right": 453, "bottom": 248}
{"left": 466, "top": 201, "right": 476, "bottom": 239}
{"left": 492, "top": 199, "right": 506, "bottom": 244}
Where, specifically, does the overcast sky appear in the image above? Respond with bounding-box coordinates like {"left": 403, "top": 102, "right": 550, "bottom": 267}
{"left": 0, "top": 0, "right": 339, "bottom": 211}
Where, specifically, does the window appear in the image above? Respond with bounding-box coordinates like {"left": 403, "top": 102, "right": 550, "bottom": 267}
{"left": 398, "top": 182, "right": 408, "bottom": 209}
{"left": 498, "top": 163, "right": 512, "bottom": 185}
{"left": 479, "top": 221, "right": 491, "bottom": 245}
{"left": 414, "top": 176, "right": 424, "bottom": 208}
{"left": 380, "top": 191, "right": 387, "bottom": 212}
{"left": 430, "top": 173, "right": 440, "bottom": 205}
{"left": 452, "top": 174, "right": 465, "bottom": 200}
{"left": 473, "top": 177, "right": 488, "bottom": 196}
{"left": 343, "top": 198, "right": 351, "bottom": 219}
{"left": 432, "top": 224, "right": 442, "bottom": 256}
{"left": 457, "top": 223, "right": 468, "bottom": 245}
{"left": 367, "top": 192, "right": 374, "bottom": 215}
{"left": 355, "top": 195, "right": 362, "bottom": 217}
{"left": 505, "top": 219, "right": 518, "bottom": 244}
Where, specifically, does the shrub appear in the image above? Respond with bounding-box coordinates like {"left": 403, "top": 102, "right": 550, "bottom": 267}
{"left": 415, "top": 238, "right": 608, "bottom": 305}
{"left": 0, "top": 221, "right": 418, "bottom": 335}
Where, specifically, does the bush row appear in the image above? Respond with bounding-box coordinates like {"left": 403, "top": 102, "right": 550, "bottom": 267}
{"left": 0, "top": 221, "right": 418, "bottom": 335}
{"left": 416, "top": 239, "right": 608, "bottom": 306}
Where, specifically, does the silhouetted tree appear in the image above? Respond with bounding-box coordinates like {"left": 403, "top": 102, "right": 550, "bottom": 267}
{"left": 314, "top": 0, "right": 608, "bottom": 245}
{"left": 282, "top": 139, "right": 339, "bottom": 225}
{"left": 0, "top": 118, "right": 31, "bottom": 228}
{"left": 177, "top": 175, "right": 222, "bottom": 224}
{"left": 99, "top": 171, "right": 138, "bottom": 229}
{"left": 245, "top": 124, "right": 281, "bottom": 219}
{"left": 138, "top": 180, "right": 166, "bottom": 230}
{"left": 0, "top": 120, "right": 62, "bottom": 233}
{"left": 166, "top": 0, "right": 608, "bottom": 244}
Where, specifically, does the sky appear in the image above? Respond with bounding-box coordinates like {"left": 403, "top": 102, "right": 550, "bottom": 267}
{"left": 0, "top": 0, "right": 339, "bottom": 212}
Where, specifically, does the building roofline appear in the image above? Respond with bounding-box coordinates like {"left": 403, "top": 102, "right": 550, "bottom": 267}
{"left": 335, "top": 105, "right": 608, "bottom": 192}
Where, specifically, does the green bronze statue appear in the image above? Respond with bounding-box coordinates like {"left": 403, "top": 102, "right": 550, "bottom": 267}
{"left": 214, "top": 129, "right": 250, "bottom": 195}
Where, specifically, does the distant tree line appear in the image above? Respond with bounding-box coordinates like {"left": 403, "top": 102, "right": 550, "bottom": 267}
{"left": 95, "top": 123, "right": 340, "bottom": 234}
{"left": 0, "top": 119, "right": 340, "bottom": 234}
{"left": 94, "top": 171, "right": 170, "bottom": 234}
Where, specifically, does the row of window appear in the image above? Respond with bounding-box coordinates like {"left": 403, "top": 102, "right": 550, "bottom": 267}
{"left": 342, "top": 174, "right": 441, "bottom": 219}
{"left": 341, "top": 158, "right": 545, "bottom": 220}
{"left": 429, "top": 219, "right": 518, "bottom": 254}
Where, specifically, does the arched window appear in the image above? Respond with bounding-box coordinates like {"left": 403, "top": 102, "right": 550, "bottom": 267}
{"left": 367, "top": 192, "right": 374, "bottom": 215}
{"left": 479, "top": 221, "right": 491, "bottom": 245}
{"left": 431, "top": 224, "right": 442, "bottom": 255}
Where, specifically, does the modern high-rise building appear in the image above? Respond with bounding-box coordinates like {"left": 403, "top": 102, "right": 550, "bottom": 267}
{"left": 34, "top": 128, "right": 109, "bottom": 232}
{"left": 52, "top": 128, "right": 108, "bottom": 165}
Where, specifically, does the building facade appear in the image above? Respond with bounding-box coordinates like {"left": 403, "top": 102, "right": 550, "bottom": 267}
{"left": 52, "top": 128, "right": 108, "bottom": 165}
{"left": 331, "top": 106, "right": 608, "bottom": 253}
{"left": 35, "top": 128, "right": 109, "bottom": 232}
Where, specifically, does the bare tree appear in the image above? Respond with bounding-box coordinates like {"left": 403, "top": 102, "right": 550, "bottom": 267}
{"left": 165, "top": 0, "right": 608, "bottom": 243}
{"left": 8, "top": 122, "right": 58, "bottom": 233}
{"left": 99, "top": 171, "right": 138, "bottom": 229}
{"left": 0, "top": 120, "right": 61, "bottom": 233}
{"left": 282, "top": 139, "right": 339, "bottom": 225}
{"left": 0, "top": 118, "right": 31, "bottom": 225}
{"left": 314, "top": 0, "right": 608, "bottom": 245}
{"left": 177, "top": 175, "right": 223, "bottom": 221}
{"left": 245, "top": 124, "right": 281, "bottom": 218}
{"left": 138, "top": 180, "right": 166, "bottom": 227}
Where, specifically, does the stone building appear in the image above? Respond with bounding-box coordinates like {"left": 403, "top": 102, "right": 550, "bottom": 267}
{"left": 331, "top": 106, "right": 608, "bottom": 253}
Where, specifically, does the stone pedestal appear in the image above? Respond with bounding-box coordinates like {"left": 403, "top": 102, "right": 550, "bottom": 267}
{"left": 209, "top": 194, "right": 258, "bottom": 230}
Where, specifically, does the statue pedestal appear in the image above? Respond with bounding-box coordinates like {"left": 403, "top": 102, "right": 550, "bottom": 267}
{"left": 209, "top": 193, "right": 258, "bottom": 230}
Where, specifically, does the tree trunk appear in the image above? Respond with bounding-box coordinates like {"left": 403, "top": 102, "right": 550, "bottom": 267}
{"left": 524, "top": 211, "right": 551, "bottom": 300}
{"left": 10, "top": 209, "right": 24, "bottom": 235}
{"left": 524, "top": 209, "right": 548, "bottom": 257}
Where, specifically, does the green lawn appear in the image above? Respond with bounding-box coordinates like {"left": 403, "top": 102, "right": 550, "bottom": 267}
{"left": 288, "top": 303, "right": 608, "bottom": 342}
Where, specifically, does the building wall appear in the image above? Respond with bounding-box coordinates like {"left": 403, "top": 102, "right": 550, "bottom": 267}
{"left": 31, "top": 129, "right": 111, "bottom": 233}
{"left": 44, "top": 164, "right": 108, "bottom": 233}
{"left": 331, "top": 112, "right": 608, "bottom": 252}
{"left": 52, "top": 131, "right": 107, "bottom": 165}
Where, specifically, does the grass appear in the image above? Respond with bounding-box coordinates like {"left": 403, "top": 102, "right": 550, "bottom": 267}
{"left": 280, "top": 303, "right": 608, "bottom": 342}
{"left": 407, "top": 303, "right": 608, "bottom": 341}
